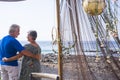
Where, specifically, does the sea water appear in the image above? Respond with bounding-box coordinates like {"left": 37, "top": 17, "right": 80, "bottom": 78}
{"left": 20, "top": 41, "right": 119, "bottom": 56}
{"left": 20, "top": 41, "right": 57, "bottom": 54}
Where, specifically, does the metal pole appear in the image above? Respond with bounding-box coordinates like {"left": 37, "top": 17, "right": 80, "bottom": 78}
{"left": 56, "top": 0, "right": 63, "bottom": 80}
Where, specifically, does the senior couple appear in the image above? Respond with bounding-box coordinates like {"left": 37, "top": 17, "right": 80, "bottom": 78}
{"left": 0, "top": 24, "right": 41, "bottom": 80}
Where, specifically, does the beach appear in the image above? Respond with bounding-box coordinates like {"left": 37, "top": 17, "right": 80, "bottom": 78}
{"left": 0, "top": 53, "right": 120, "bottom": 80}
{"left": 39, "top": 53, "right": 120, "bottom": 80}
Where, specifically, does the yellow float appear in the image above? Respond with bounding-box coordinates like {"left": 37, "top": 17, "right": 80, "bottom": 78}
{"left": 83, "top": 0, "right": 106, "bottom": 15}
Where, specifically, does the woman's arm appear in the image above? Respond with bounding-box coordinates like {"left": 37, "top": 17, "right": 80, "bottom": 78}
{"left": 2, "top": 53, "right": 23, "bottom": 62}
{"left": 36, "top": 54, "right": 41, "bottom": 60}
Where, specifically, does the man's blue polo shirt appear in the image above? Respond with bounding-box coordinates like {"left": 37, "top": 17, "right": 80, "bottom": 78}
{"left": 0, "top": 35, "right": 24, "bottom": 66}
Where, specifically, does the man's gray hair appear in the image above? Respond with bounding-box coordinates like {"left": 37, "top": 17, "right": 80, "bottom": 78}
{"left": 9, "top": 24, "right": 20, "bottom": 34}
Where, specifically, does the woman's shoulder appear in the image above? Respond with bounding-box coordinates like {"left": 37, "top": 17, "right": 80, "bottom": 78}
{"left": 24, "top": 44, "right": 32, "bottom": 48}
{"left": 24, "top": 43, "right": 31, "bottom": 46}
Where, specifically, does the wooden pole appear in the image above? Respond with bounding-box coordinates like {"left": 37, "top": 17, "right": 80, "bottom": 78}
{"left": 56, "top": 0, "right": 63, "bottom": 80}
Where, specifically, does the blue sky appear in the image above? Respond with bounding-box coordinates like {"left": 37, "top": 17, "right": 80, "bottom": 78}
{"left": 0, "top": 0, "right": 56, "bottom": 41}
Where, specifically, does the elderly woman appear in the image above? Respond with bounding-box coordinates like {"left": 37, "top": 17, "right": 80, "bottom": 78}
{"left": 19, "top": 30, "right": 41, "bottom": 80}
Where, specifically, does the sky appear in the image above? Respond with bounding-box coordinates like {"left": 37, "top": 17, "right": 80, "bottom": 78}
{"left": 0, "top": 0, "right": 56, "bottom": 41}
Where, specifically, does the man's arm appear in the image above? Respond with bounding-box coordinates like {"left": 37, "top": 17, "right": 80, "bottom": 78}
{"left": 21, "top": 50, "right": 40, "bottom": 60}
{"left": 2, "top": 50, "right": 40, "bottom": 62}
{"left": 2, "top": 53, "right": 23, "bottom": 62}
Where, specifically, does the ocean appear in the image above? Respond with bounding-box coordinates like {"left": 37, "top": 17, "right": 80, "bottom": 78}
{"left": 20, "top": 41, "right": 57, "bottom": 54}
{"left": 20, "top": 41, "right": 119, "bottom": 55}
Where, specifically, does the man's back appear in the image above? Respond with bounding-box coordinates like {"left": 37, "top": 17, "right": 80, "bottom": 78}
{"left": 0, "top": 35, "right": 24, "bottom": 66}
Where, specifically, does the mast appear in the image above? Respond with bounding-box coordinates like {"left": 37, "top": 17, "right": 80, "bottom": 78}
{"left": 56, "top": 0, "right": 63, "bottom": 80}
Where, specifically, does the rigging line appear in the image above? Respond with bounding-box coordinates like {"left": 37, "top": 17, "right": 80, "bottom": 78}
{"left": 78, "top": 2, "right": 96, "bottom": 51}
{"left": 66, "top": 0, "right": 78, "bottom": 53}
{"left": 82, "top": 0, "right": 117, "bottom": 79}
{"left": 85, "top": 21, "right": 95, "bottom": 49}
{"left": 61, "top": 2, "right": 76, "bottom": 47}
{"left": 87, "top": 16, "right": 97, "bottom": 50}
{"left": 97, "top": 23, "right": 109, "bottom": 50}
{"left": 99, "top": 16, "right": 108, "bottom": 36}
{"left": 101, "top": 14, "right": 114, "bottom": 33}
{"left": 107, "top": 45, "right": 120, "bottom": 74}
{"left": 101, "top": 16, "right": 119, "bottom": 48}
{"left": 88, "top": 16, "right": 96, "bottom": 33}
{"left": 90, "top": 15, "right": 120, "bottom": 64}
{"left": 95, "top": 16, "right": 100, "bottom": 61}
{"left": 66, "top": 0, "right": 75, "bottom": 33}
{"left": 106, "top": 0, "right": 114, "bottom": 18}
{"left": 98, "top": 16, "right": 119, "bottom": 70}
{"left": 61, "top": 4, "right": 68, "bottom": 35}
{"left": 78, "top": 6, "right": 91, "bottom": 52}
{"left": 89, "top": 16, "right": 99, "bottom": 50}
{"left": 97, "top": 18, "right": 108, "bottom": 46}
{"left": 87, "top": 15, "right": 95, "bottom": 49}
{"left": 60, "top": 0, "right": 66, "bottom": 41}
{"left": 84, "top": 6, "right": 109, "bottom": 79}
{"left": 76, "top": 10, "right": 96, "bottom": 80}
{"left": 68, "top": 5, "right": 80, "bottom": 58}
{"left": 113, "top": 1, "right": 119, "bottom": 38}
{"left": 98, "top": 16, "right": 106, "bottom": 35}
{"left": 60, "top": 1, "right": 69, "bottom": 30}
{"left": 105, "top": 23, "right": 112, "bottom": 62}
{"left": 60, "top": 0, "right": 77, "bottom": 53}
{"left": 73, "top": 0, "right": 94, "bottom": 79}
{"left": 95, "top": 17, "right": 106, "bottom": 41}
{"left": 61, "top": 0, "right": 76, "bottom": 55}
{"left": 81, "top": 13, "right": 95, "bottom": 50}
{"left": 66, "top": 0, "right": 73, "bottom": 11}
{"left": 95, "top": 16, "right": 106, "bottom": 45}
{"left": 70, "top": 0, "right": 84, "bottom": 53}
{"left": 67, "top": 0, "right": 76, "bottom": 41}
{"left": 111, "top": 41, "right": 120, "bottom": 52}
{"left": 108, "top": 43, "right": 120, "bottom": 74}
{"left": 101, "top": 13, "right": 120, "bottom": 46}
{"left": 106, "top": 0, "right": 119, "bottom": 31}
{"left": 88, "top": 15, "right": 107, "bottom": 78}
{"left": 114, "top": 2, "right": 120, "bottom": 8}
{"left": 60, "top": 0, "right": 66, "bottom": 14}
{"left": 103, "top": 12, "right": 114, "bottom": 30}
{"left": 90, "top": 16, "right": 104, "bottom": 52}
{"left": 91, "top": 16, "right": 104, "bottom": 43}
{"left": 93, "top": 17, "right": 105, "bottom": 38}
{"left": 102, "top": 46, "right": 120, "bottom": 79}
{"left": 78, "top": 9, "right": 98, "bottom": 80}
{"left": 94, "top": 15, "right": 109, "bottom": 42}
{"left": 111, "top": 0, "right": 119, "bottom": 22}
{"left": 106, "top": 32, "right": 120, "bottom": 49}
{"left": 94, "top": 16, "right": 104, "bottom": 32}
{"left": 94, "top": 16, "right": 106, "bottom": 51}
{"left": 66, "top": 1, "right": 77, "bottom": 39}
{"left": 109, "top": 40, "right": 119, "bottom": 51}
{"left": 68, "top": 1, "right": 86, "bottom": 80}
{"left": 113, "top": 37, "right": 120, "bottom": 47}
{"left": 84, "top": 24, "right": 95, "bottom": 51}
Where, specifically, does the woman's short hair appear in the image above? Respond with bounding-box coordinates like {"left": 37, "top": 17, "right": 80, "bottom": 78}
{"left": 9, "top": 24, "right": 20, "bottom": 34}
{"left": 28, "top": 30, "right": 37, "bottom": 40}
